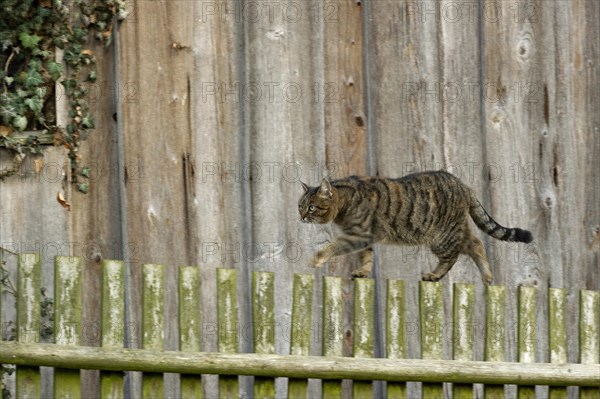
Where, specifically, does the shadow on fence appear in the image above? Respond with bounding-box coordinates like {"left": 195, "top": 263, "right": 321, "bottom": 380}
{"left": 0, "top": 254, "right": 598, "bottom": 398}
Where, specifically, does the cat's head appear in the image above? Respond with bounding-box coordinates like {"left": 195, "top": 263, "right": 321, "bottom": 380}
{"left": 298, "top": 178, "right": 338, "bottom": 224}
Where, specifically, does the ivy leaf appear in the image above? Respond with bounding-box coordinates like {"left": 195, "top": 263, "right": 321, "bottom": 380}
{"left": 76, "top": 183, "right": 89, "bottom": 194}
{"left": 81, "top": 115, "right": 94, "bottom": 129}
{"left": 19, "top": 32, "right": 41, "bottom": 49}
{"left": 12, "top": 115, "right": 28, "bottom": 131}
{"left": 22, "top": 70, "right": 44, "bottom": 88}
{"left": 24, "top": 97, "right": 43, "bottom": 113}
{"left": 81, "top": 166, "right": 91, "bottom": 178}
{"left": 46, "top": 62, "right": 64, "bottom": 81}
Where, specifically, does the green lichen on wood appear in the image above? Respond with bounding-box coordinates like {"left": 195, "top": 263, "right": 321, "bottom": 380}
{"left": 452, "top": 283, "right": 474, "bottom": 399}
{"left": 252, "top": 271, "right": 275, "bottom": 399}
{"left": 53, "top": 255, "right": 82, "bottom": 398}
{"left": 353, "top": 278, "right": 374, "bottom": 398}
{"left": 484, "top": 285, "right": 506, "bottom": 399}
{"left": 517, "top": 286, "right": 536, "bottom": 399}
{"left": 288, "top": 274, "right": 314, "bottom": 397}
{"left": 217, "top": 268, "right": 238, "bottom": 399}
{"left": 100, "top": 260, "right": 125, "bottom": 399}
{"left": 16, "top": 253, "right": 41, "bottom": 399}
{"left": 548, "top": 288, "right": 567, "bottom": 399}
{"left": 419, "top": 281, "right": 444, "bottom": 399}
{"left": 579, "top": 290, "right": 600, "bottom": 399}
{"left": 142, "top": 264, "right": 165, "bottom": 398}
{"left": 179, "top": 266, "right": 202, "bottom": 398}
{"left": 386, "top": 279, "right": 406, "bottom": 399}
{"left": 322, "top": 276, "right": 343, "bottom": 398}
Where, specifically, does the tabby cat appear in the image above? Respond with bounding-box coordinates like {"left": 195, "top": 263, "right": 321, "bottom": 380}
{"left": 298, "top": 171, "right": 533, "bottom": 285}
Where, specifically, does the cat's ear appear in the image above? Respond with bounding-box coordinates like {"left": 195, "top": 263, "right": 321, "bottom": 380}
{"left": 318, "top": 178, "right": 333, "bottom": 199}
{"left": 300, "top": 181, "right": 310, "bottom": 193}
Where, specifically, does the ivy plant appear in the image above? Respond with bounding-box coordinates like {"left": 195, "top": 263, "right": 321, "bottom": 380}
{"left": 0, "top": 0, "right": 127, "bottom": 191}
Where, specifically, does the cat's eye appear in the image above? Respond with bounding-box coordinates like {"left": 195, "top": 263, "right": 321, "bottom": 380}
{"left": 308, "top": 205, "right": 315, "bottom": 213}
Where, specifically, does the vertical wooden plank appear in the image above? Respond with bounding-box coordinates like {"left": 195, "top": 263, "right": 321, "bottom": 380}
{"left": 323, "top": 0, "right": 368, "bottom": 178}
{"left": 419, "top": 282, "right": 444, "bottom": 398}
{"left": 322, "top": 0, "right": 370, "bottom": 295}
{"left": 484, "top": 286, "right": 506, "bottom": 399}
{"left": 179, "top": 266, "right": 202, "bottom": 398}
{"left": 217, "top": 268, "right": 238, "bottom": 399}
{"left": 191, "top": 0, "right": 248, "bottom": 374}
{"left": 322, "top": 276, "right": 344, "bottom": 398}
{"left": 548, "top": 288, "right": 567, "bottom": 399}
{"left": 54, "top": 256, "right": 82, "bottom": 398}
{"left": 353, "top": 278, "right": 375, "bottom": 398}
{"left": 142, "top": 264, "right": 164, "bottom": 398}
{"left": 16, "top": 253, "right": 41, "bottom": 399}
{"left": 572, "top": 0, "right": 600, "bottom": 293}
{"left": 252, "top": 272, "right": 275, "bottom": 399}
{"left": 517, "top": 286, "right": 537, "bottom": 399}
{"left": 118, "top": 2, "right": 196, "bottom": 395}
{"left": 241, "top": 6, "right": 326, "bottom": 398}
{"left": 439, "top": 0, "right": 488, "bottom": 287}
{"left": 366, "top": 0, "right": 445, "bottom": 284}
{"left": 386, "top": 279, "right": 406, "bottom": 399}
{"left": 453, "top": 284, "right": 475, "bottom": 399}
{"left": 579, "top": 290, "right": 600, "bottom": 399}
{"left": 288, "top": 274, "right": 314, "bottom": 398}
{"left": 100, "top": 260, "right": 125, "bottom": 399}
{"left": 71, "top": 21, "right": 122, "bottom": 398}
{"left": 321, "top": 4, "right": 372, "bottom": 394}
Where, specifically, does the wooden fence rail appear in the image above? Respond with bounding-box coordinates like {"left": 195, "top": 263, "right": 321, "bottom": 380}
{"left": 1, "top": 254, "right": 599, "bottom": 399}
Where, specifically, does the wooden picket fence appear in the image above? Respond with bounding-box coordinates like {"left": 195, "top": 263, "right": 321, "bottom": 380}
{"left": 0, "top": 254, "right": 599, "bottom": 398}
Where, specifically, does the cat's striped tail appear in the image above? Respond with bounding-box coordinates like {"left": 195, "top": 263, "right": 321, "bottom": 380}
{"left": 469, "top": 198, "right": 533, "bottom": 243}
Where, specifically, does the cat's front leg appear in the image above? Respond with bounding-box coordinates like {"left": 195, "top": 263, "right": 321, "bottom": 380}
{"left": 351, "top": 248, "right": 373, "bottom": 278}
{"left": 310, "top": 235, "right": 371, "bottom": 268}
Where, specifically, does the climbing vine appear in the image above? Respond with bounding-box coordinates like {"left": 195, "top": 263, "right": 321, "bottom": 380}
{"left": 0, "top": 0, "right": 127, "bottom": 191}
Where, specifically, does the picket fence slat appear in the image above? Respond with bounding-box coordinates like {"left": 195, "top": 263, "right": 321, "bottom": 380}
{"left": 53, "top": 256, "right": 82, "bottom": 398}
{"left": 217, "top": 268, "right": 239, "bottom": 399}
{"left": 142, "top": 264, "right": 165, "bottom": 398}
{"left": 288, "top": 274, "right": 314, "bottom": 398}
{"left": 453, "top": 283, "right": 475, "bottom": 399}
{"left": 100, "top": 260, "right": 125, "bottom": 399}
{"left": 518, "top": 286, "right": 537, "bottom": 399}
{"left": 16, "top": 253, "right": 41, "bottom": 399}
{"left": 322, "top": 276, "right": 344, "bottom": 398}
{"left": 353, "top": 278, "right": 375, "bottom": 397}
{"left": 484, "top": 285, "right": 506, "bottom": 399}
{"left": 579, "top": 290, "right": 600, "bottom": 399}
{"left": 179, "top": 266, "right": 202, "bottom": 398}
{"left": 420, "top": 281, "right": 444, "bottom": 398}
{"left": 252, "top": 272, "right": 276, "bottom": 399}
{"left": 549, "top": 288, "right": 568, "bottom": 399}
{"left": 386, "top": 279, "right": 407, "bottom": 399}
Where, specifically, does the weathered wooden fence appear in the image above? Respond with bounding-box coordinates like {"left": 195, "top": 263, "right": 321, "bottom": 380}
{"left": 1, "top": 254, "right": 599, "bottom": 398}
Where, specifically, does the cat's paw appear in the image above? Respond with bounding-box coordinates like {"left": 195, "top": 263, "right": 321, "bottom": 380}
{"left": 422, "top": 272, "right": 441, "bottom": 282}
{"left": 310, "top": 255, "right": 327, "bottom": 268}
{"left": 351, "top": 269, "right": 369, "bottom": 279}
{"left": 482, "top": 274, "right": 493, "bottom": 286}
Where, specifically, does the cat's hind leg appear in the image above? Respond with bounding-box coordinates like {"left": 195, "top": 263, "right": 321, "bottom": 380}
{"left": 423, "top": 245, "right": 459, "bottom": 283}
{"left": 462, "top": 234, "right": 493, "bottom": 285}
{"left": 351, "top": 248, "right": 373, "bottom": 278}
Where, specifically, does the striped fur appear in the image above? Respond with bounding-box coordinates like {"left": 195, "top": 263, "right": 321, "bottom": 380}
{"left": 298, "top": 171, "right": 533, "bottom": 284}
